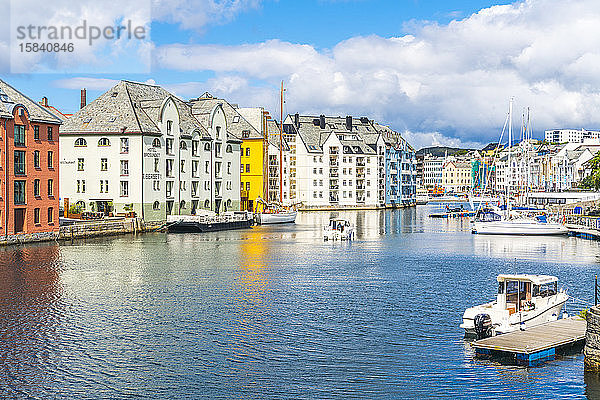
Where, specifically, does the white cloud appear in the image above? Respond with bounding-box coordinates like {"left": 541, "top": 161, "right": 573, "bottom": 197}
{"left": 53, "top": 77, "right": 119, "bottom": 90}
{"left": 153, "top": 0, "right": 600, "bottom": 148}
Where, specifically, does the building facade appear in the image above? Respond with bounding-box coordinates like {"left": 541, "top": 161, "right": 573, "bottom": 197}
{"left": 60, "top": 81, "right": 242, "bottom": 221}
{"left": 545, "top": 129, "right": 600, "bottom": 144}
{"left": 0, "top": 79, "right": 61, "bottom": 235}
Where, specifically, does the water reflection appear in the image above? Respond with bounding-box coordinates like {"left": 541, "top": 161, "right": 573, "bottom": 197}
{"left": 0, "top": 244, "right": 63, "bottom": 397}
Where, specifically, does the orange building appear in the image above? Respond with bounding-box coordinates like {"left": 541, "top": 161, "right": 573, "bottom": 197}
{"left": 0, "top": 79, "right": 62, "bottom": 236}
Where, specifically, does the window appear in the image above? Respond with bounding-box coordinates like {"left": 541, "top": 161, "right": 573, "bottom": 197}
{"left": 100, "top": 180, "right": 108, "bottom": 193}
{"left": 204, "top": 143, "right": 211, "bottom": 151}
{"left": 14, "top": 125, "right": 25, "bottom": 146}
{"left": 78, "top": 158, "right": 84, "bottom": 171}
{"left": 246, "top": 182, "right": 250, "bottom": 191}
{"left": 77, "top": 179, "right": 86, "bottom": 193}
{"left": 153, "top": 201, "right": 160, "bottom": 210}
{"left": 246, "top": 164, "right": 250, "bottom": 173}
{"left": 47, "top": 207, "right": 53, "bottom": 223}
{"left": 47, "top": 127, "right": 53, "bottom": 141}
{"left": 101, "top": 158, "right": 108, "bottom": 171}
{"left": 33, "top": 151, "right": 40, "bottom": 168}
{"left": 14, "top": 151, "right": 25, "bottom": 175}
{"left": 166, "top": 181, "right": 173, "bottom": 198}
{"left": 215, "top": 143, "right": 222, "bottom": 157}
{"left": 34, "top": 126, "right": 39, "bottom": 140}
{"left": 192, "top": 141, "right": 199, "bottom": 156}
{"left": 246, "top": 148, "right": 250, "bottom": 157}
{"left": 166, "top": 159, "right": 174, "bottom": 177}
{"left": 74, "top": 138, "right": 87, "bottom": 147}
{"left": 47, "top": 151, "right": 53, "bottom": 169}
{"left": 47, "top": 179, "right": 54, "bottom": 197}
{"left": 154, "top": 158, "right": 159, "bottom": 173}
{"left": 152, "top": 138, "right": 161, "bottom": 148}
{"left": 216, "top": 126, "right": 221, "bottom": 140}
{"left": 226, "top": 145, "right": 232, "bottom": 153}
{"left": 120, "top": 160, "right": 129, "bottom": 176}
{"left": 14, "top": 181, "right": 25, "bottom": 204}
{"left": 192, "top": 181, "right": 199, "bottom": 197}
{"left": 206, "top": 161, "right": 210, "bottom": 173}
{"left": 204, "top": 199, "right": 210, "bottom": 208}
{"left": 34, "top": 208, "right": 40, "bottom": 224}
{"left": 120, "top": 138, "right": 129, "bottom": 153}
{"left": 98, "top": 138, "right": 110, "bottom": 147}
{"left": 180, "top": 141, "right": 187, "bottom": 150}
{"left": 180, "top": 160, "right": 185, "bottom": 173}
{"left": 120, "top": 181, "right": 129, "bottom": 197}
{"left": 166, "top": 138, "right": 174, "bottom": 155}
{"left": 153, "top": 180, "right": 160, "bottom": 191}
{"left": 34, "top": 179, "right": 40, "bottom": 196}
{"left": 227, "top": 162, "right": 231, "bottom": 174}
{"left": 192, "top": 161, "right": 199, "bottom": 177}
{"left": 180, "top": 182, "right": 186, "bottom": 191}
{"left": 167, "top": 120, "right": 173, "bottom": 135}
{"left": 240, "top": 164, "right": 244, "bottom": 173}
{"left": 241, "top": 130, "right": 249, "bottom": 138}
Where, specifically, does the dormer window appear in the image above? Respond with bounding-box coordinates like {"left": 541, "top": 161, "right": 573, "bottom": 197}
{"left": 242, "top": 130, "right": 250, "bottom": 138}
{"left": 74, "top": 138, "right": 87, "bottom": 147}
{"left": 233, "top": 116, "right": 240, "bottom": 123}
{"left": 180, "top": 141, "right": 188, "bottom": 150}
{"left": 152, "top": 138, "right": 161, "bottom": 148}
{"left": 98, "top": 138, "right": 110, "bottom": 147}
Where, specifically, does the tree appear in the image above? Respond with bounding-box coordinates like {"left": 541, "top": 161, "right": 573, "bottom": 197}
{"left": 581, "top": 153, "right": 600, "bottom": 190}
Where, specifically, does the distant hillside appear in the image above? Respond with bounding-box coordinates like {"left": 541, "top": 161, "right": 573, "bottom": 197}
{"left": 416, "top": 146, "right": 475, "bottom": 157}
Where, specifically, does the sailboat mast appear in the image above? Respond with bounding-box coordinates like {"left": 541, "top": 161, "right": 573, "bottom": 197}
{"left": 508, "top": 98, "right": 513, "bottom": 217}
{"left": 279, "top": 81, "right": 284, "bottom": 204}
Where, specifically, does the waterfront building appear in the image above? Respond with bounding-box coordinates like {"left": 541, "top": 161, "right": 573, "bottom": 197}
{"left": 266, "top": 118, "right": 292, "bottom": 205}
{"left": 375, "top": 123, "right": 417, "bottom": 207}
{"left": 283, "top": 114, "right": 384, "bottom": 208}
{"left": 60, "top": 81, "right": 242, "bottom": 221}
{"left": 545, "top": 129, "right": 600, "bottom": 144}
{"left": 442, "top": 158, "right": 472, "bottom": 193}
{"left": 422, "top": 155, "right": 444, "bottom": 189}
{"left": 0, "top": 79, "right": 62, "bottom": 235}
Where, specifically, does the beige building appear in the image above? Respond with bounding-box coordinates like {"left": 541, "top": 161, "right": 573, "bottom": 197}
{"left": 442, "top": 159, "right": 472, "bottom": 193}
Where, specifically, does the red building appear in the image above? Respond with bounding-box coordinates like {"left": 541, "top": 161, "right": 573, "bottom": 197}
{"left": 0, "top": 79, "right": 62, "bottom": 236}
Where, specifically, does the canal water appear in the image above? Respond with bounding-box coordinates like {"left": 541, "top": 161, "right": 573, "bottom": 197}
{"left": 1, "top": 206, "right": 600, "bottom": 399}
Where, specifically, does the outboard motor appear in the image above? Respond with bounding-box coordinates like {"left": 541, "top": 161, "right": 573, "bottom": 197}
{"left": 474, "top": 314, "right": 492, "bottom": 340}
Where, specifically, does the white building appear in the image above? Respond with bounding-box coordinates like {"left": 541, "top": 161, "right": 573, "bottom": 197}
{"left": 60, "top": 81, "right": 242, "bottom": 221}
{"left": 545, "top": 129, "right": 600, "bottom": 143}
{"left": 283, "top": 114, "right": 386, "bottom": 208}
{"left": 422, "top": 155, "right": 444, "bottom": 189}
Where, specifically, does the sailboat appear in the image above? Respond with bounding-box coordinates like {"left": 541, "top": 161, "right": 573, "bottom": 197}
{"left": 255, "top": 81, "right": 297, "bottom": 225}
{"left": 471, "top": 99, "right": 567, "bottom": 236}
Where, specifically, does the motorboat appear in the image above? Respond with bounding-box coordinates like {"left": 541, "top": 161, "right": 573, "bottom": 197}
{"left": 323, "top": 219, "right": 355, "bottom": 241}
{"left": 460, "top": 274, "right": 569, "bottom": 339}
{"left": 167, "top": 211, "right": 253, "bottom": 233}
{"left": 472, "top": 209, "right": 568, "bottom": 235}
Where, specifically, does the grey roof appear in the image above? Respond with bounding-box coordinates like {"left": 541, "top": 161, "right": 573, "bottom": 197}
{"left": 266, "top": 119, "right": 289, "bottom": 150}
{"left": 62, "top": 80, "right": 210, "bottom": 138}
{"left": 0, "top": 79, "right": 62, "bottom": 124}
{"left": 188, "top": 93, "right": 259, "bottom": 141}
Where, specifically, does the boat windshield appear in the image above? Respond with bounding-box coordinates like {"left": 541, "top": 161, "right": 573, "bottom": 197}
{"left": 532, "top": 282, "right": 557, "bottom": 297}
{"left": 535, "top": 215, "right": 547, "bottom": 223}
{"left": 477, "top": 211, "right": 502, "bottom": 222}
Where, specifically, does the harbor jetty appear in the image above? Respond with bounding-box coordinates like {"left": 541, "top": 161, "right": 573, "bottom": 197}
{"left": 472, "top": 317, "right": 587, "bottom": 366}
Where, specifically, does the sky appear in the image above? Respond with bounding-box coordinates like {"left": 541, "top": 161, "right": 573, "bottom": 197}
{"left": 1, "top": 0, "right": 599, "bottom": 149}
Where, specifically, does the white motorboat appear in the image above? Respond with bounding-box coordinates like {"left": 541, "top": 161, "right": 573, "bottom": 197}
{"left": 323, "top": 219, "right": 355, "bottom": 241}
{"left": 255, "top": 210, "right": 297, "bottom": 224}
{"left": 460, "top": 274, "right": 569, "bottom": 338}
{"left": 472, "top": 209, "right": 567, "bottom": 235}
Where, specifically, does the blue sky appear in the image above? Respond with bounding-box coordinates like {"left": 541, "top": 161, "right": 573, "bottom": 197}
{"left": 1, "top": 0, "right": 598, "bottom": 149}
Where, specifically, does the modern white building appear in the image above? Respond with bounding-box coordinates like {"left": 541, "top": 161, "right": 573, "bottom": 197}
{"left": 60, "top": 80, "right": 242, "bottom": 221}
{"left": 545, "top": 129, "right": 600, "bottom": 143}
{"left": 422, "top": 155, "right": 444, "bottom": 189}
{"left": 283, "top": 114, "right": 413, "bottom": 208}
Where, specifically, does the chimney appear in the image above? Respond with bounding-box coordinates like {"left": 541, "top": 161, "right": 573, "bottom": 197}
{"left": 345, "top": 116, "right": 352, "bottom": 131}
{"left": 294, "top": 113, "right": 299, "bottom": 128}
{"left": 80, "top": 88, "right": 87, "bottom": 109}
{"left": 41, "top": 97, "right": 48, "bottom": 107}
{"left": 319, "top": 114, "right": 325, "bottom": 129}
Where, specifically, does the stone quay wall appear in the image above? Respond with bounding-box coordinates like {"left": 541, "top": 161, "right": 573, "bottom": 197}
{"left": 585, "top": 306, "right": 600, "bottom": 371}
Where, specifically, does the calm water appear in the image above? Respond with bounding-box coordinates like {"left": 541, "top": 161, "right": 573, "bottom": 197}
{"left": 2, "top": 206, "right": 600, "bottom": 399}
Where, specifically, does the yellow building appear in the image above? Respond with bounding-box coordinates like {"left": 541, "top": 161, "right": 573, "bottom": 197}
{"left": 237, "top": 108, "right": 269, "bottom": 211}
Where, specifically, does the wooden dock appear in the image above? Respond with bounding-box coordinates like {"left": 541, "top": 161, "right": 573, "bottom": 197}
{"left": 471, "top": 317, "right": 586, "bottom": 365}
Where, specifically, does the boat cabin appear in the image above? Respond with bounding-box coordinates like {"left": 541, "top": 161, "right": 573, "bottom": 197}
{"left": 496, "top": 274, "right": 558, "bottom": 315}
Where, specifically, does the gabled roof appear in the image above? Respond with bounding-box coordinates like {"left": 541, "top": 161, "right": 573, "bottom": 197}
{"left": 266, "top": 119, "right": 289, "bottom": 150}
{"left": 62, "top": 80, "right": 167, "bottom": 134}
{"left": 0, "top": 79, "right": 63, "bottom": 124}
{"left": 188, "top": 94, "right": 258, "bottom": 141}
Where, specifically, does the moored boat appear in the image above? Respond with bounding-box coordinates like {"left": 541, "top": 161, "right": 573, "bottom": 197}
{"left": 323, "top": 219, "right": 355, "bottom": 241}
{"left": 167, "top": 211, "right": 253, "bottom": 233}
{"left": 460, "top": 274, "right": 568, "bottom": 339}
